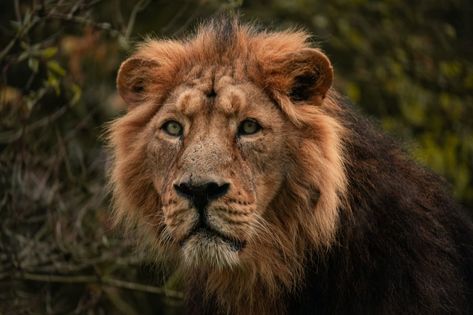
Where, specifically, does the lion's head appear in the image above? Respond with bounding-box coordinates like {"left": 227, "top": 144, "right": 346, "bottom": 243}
{"left": 108, "top": 18, "right": 347, "bottom": 314}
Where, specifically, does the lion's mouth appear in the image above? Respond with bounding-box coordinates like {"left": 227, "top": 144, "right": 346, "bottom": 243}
{"left": 180, "top": 224, "right": 246, "bottom": 252}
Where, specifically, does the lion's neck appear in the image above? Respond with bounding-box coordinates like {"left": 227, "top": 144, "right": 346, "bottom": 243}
{"left": 185, "top": 232, "right": 311, "bottom": 314}
{"left": 186, "top": 268, "right": 288, "bottom": 315}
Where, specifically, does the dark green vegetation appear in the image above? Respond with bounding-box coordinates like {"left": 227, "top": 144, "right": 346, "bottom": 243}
{"left": 1, "top": 0, "right": 471, "bottom": 313}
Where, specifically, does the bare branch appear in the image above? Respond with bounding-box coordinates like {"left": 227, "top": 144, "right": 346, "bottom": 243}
{"left": 5, "top": 272, "right": 184, "bottom": 299}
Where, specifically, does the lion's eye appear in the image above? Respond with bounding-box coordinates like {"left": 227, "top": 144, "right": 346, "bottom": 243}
{"left": 238, "top": 119, "right": 262, "bottom": 136}
{"left": 162, "top": 120, "right": 183, "bottom": 137}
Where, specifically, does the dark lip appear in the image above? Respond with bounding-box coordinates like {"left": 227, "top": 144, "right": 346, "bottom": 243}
{"left": 179, "top": 224, "right": 246, "bottom": 252}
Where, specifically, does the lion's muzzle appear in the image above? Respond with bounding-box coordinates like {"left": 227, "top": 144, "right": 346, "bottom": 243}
{"left": 171, "top": 175, "right": 246, "bottom": 253}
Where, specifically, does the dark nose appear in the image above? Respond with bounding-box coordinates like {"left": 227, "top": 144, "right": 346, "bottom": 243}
{"left": 174, "top": 181, "right": 230, "bottom": 209}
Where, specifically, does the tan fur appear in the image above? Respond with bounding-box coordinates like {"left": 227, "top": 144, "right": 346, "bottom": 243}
{"left": 108, "top": 19, "right": 348, "bottom": 314}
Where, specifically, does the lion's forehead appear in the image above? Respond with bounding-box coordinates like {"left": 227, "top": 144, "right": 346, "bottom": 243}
{"left": 173, "top": 66, "right": 258, "bottom": 116}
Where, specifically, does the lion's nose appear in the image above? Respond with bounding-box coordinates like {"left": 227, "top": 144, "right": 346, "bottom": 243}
{"left": 174, "top": 180, "right": 230, "bottom": 209}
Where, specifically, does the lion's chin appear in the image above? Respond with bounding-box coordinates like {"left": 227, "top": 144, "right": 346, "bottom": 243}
{"left": 181, "top": 231, "right": 242, "bottom": 268}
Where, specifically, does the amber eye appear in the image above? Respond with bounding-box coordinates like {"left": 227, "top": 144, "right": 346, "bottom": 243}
{"left": 238, "top": 119, "right": 262, "bottom": 136}
{"left": 162, "top": 120, "right": 183, "bottom": 137}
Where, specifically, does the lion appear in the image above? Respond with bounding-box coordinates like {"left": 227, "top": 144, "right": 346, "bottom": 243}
{"left": 107, "top": 17, "right": 473, "bottom": 314}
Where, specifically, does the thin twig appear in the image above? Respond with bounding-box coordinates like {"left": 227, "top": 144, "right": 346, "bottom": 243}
{"left": 6, "top": 272, "right": 184, "bottom": 299}
{"left": 125, "top": 0, "right": 151, "bottom": 41}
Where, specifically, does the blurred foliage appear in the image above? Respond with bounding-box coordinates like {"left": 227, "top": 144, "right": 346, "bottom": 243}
{"left": 0, "top": 0, "right": 471, "bottom": 314}
{"left": 241, "top": 0, "right": 473, "bottom": 204}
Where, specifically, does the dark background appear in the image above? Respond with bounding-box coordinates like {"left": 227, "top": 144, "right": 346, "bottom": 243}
{"left": 1, "top": 0, "right": 472, "bottom": 313}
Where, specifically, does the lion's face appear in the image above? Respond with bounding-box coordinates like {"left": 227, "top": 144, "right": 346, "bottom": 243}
{"left": 145, "top": 69, "right": 289, "bottom": 267}
{"left": 109, "top": 21, "right": 347, "bottom": 278}
{"left": 109, "top": 19, "right": 350, "bottom": 314}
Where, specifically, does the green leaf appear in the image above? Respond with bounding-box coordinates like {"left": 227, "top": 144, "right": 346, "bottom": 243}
{"left": 28, "top": 58, "right": 39, "bottom": 73}
{"left": 18, "top": 51, "right": 29, "bottom": 62}
{"left": 47, "top": 72, "right": 61, "bottom": 95}
{"left": 41, "top": 47, "right": 58, "bottom": 59}
{"left": 47, "top": 60, "right": 66, "bottom": 76}
{"left": 70, "top": 84, "right": 82, "bottom": 105}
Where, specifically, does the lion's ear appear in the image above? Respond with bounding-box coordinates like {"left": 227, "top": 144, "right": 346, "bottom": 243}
{"left": 283, "top": 48, "right": 333, "bottom": 105}
{"left": 116, "top": 57, "right": 159, "bottom": 108}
